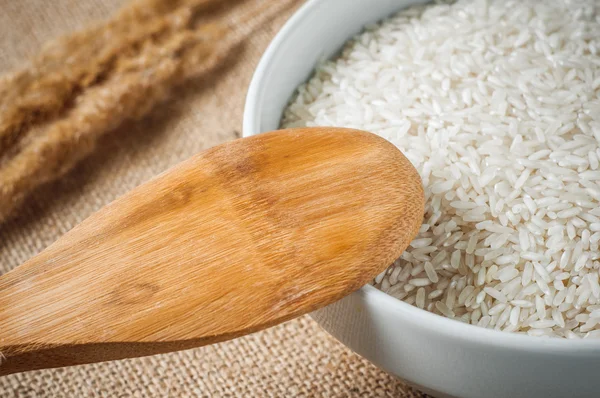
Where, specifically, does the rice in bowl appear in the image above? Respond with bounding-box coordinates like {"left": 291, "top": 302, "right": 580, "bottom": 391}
{"left": 282, "top": 0, "right": 600, "bottom": 338}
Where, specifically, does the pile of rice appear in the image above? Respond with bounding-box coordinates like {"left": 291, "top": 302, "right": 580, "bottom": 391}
{"left": 282, "top": 0, "right": 600, "bottom": 338}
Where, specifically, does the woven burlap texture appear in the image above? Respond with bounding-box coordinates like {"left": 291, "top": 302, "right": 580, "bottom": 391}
{"left": 0, "top": 1, "right": 428, "bottom": 397}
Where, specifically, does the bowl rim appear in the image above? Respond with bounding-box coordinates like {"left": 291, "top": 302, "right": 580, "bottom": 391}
{"left": 243, "top": 0, "right": 600, "bottom": 350}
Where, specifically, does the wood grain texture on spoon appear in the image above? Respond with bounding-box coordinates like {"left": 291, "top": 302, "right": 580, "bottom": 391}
{"left": 0, "top": 127, "right": 424, "bottom": 375}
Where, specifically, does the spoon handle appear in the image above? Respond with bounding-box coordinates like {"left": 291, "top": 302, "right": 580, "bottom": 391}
{"left": 0, "top": 141, "right": 269, "bottom": 374}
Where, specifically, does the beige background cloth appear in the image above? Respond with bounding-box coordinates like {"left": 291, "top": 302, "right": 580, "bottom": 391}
{"left": 0, "top": 1, "right": 428, "bottom": 396}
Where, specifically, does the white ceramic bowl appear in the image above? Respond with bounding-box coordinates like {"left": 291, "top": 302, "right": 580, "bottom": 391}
{"left": 243, "top": 1, "right": 600, "bottom": 397}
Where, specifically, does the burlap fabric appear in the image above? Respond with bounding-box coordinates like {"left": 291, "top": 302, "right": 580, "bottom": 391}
{"left": 0, "top": 1, "right": 428, "bottom": 396}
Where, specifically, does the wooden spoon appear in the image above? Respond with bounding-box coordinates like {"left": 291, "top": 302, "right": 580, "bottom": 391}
{"left": 0, "top": 127, "right": 424, "bottom": 375}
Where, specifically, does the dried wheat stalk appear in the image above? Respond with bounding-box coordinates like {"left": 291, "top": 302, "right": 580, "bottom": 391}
{"left": 0, "top": 0, "right": 292, "bottom": 223}
{"left": 0, "top": 0, "right": 228, "bottom": 154}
